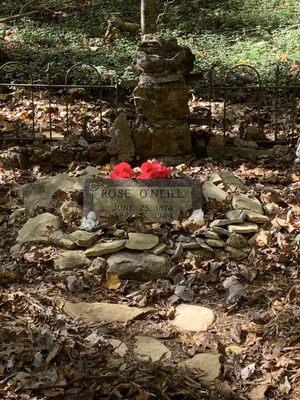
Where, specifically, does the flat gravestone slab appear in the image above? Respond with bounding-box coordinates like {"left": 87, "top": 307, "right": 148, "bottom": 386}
{"left": 84, "top": 179, "right": 201, "bottom": 223}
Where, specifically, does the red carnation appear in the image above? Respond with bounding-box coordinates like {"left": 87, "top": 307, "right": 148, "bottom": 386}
{"left": 109, "top": 162, "right": 134, "bottom": 179}
{"left": 137, "top": 161, "right": 172, "bottom": 180}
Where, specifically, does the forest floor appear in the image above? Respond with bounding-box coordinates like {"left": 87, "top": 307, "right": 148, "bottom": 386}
{"left": 0, "top": 141, "right": 299, "bottom": 399}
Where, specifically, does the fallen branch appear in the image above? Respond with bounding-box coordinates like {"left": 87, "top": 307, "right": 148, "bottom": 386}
{"left": 103, "top": 16, "right": 139, "bottom": 43}
{"left": 0, "top": 6, "right": 78, "bottom": 23}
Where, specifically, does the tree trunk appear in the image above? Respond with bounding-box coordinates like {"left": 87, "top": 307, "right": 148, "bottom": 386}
{"left": 141, "top": 0, "right": 157, "bottom": 36}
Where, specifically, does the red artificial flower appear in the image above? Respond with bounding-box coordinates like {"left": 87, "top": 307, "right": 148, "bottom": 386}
{"left": 109, "top": 162, "right": 134, "bottom": 179}
{"left": 137, "top": 161, "right": 172, "bottom": 180}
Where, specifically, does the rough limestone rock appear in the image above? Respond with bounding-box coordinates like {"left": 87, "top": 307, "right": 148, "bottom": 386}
{"left": 211, "top": 217, "right": 243, "bottom": 227}
{"left": 63, "top": 302, "right": 152, "bottom": 323}
{"left": 20, "top": 174, "right": 75, "bottom": 212}
{"left": 205, "top": 239, "right": 225, "bottom": 248}
{"left": 125, "top": 233, "right": 159, "bottom": 250}
{"left": 17, "top": 213, "right": 60, "bottom": 244}
{"left": 226, "top": 233, "right": 249, "bottom": 249}
{"left": 87, "top": 257, "right": 107, "bottom": 273}
{"left": 212, "top": 226, "right": 230, "bottom": 236}
{"left": 107, "top": 112, "right": 135, "bottom": 163}
{"left": 204, "top": 231, "right": 220, "bottom": 240}
{"left": 20, "top": 168, "right": 99, "bottom": 212}
{"left": 69, "top": 230, "right": 99, "bottom": 248}
{"left": 202, "top": 181, "right": 228, "bottom": 202}
{"left": 244, "top": 211, "right": 269, "bottom": 224}
{"left": 172, "top": 304, "right": 215, "bottom": 332}
{"left": 54, "top": 250, "right": 91, "bottom": 270}
{"left": 151, "top": 243, "right": 167, "bottom": 255}
{"left": 226, "top": 209, "right": 245, "bottom": 221}
{"left": 108, "top": 339, "right": 128, "bottom": 357}
{"left": 181, "top": 353, "right": 221, "bottom": 386}
{"left": 219, "top": 171, "right": 247, "bottom": 190}
{"left": 51, "top": 230, "right": 77, "bottom": 250}
{"left": 232, "top": 194, "right": 263, "bottom": 214}
{"left": 107, "top": 252, "right": 171, "bottom": 281}
{"left": 85, "top": 240, "right": 126, "bottom": 257}
{"left": 134, "top": 336, "right": 171, "bottom": 362}
{"left": 228, "top": 223, "right": 259, "bottom": 234}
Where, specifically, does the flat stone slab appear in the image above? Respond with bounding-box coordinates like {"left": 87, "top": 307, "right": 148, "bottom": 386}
{"left": 151, "top": 243, "right": 167, "bottom": 255}
{"left": 244, "top": 211, "right": 269, "bottom": 224}
{"left": 108, "top": 339, "right": 128, "bottom": 357}
{"left": 51, "top": 230, "right": 77, "bottom": 250}
{"left": 202, "top": 181, "right": 228, "bottom": 202}
{"left": 85, "top": 240, "right": 126, "bottom": 257}
{"left": 84, "top": 179, "right": 201, "bottom": 223}
{"left": 228, "top": 223, "right": 259, "bottom": 234}
{"left": 69, "top": 230, "right": 99, "bottom": 248}
{"left": 172, "top": 304, "right": 215, "bottom": 332}
{"left": 232, "top": 194, "right": 263, "bottom": 214}
{"left": 107, "top": 252, "right": 171, "bottom": 281}
{"left": 181, "top": 353, "right": 221, "bottom": 386}
{"left": 63, "top": 302, "right": 153, "bottom": 323}
{"left": 17, "top": 213, "right": 60, "bottom": 244}
{"left": 125, "top": 233, "right": 159, "bottom": 250}
{"left": 134, "top": 336, "right": 171, "bottom": 362}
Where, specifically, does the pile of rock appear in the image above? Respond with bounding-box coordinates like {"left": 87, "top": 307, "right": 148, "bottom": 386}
{"left": 198, "top": 171, "right": 270, "bottom": 259}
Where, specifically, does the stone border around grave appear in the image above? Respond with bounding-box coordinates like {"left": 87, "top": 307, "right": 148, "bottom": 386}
{"left": 84, "top": 178, "right": 202, "bottom": 222}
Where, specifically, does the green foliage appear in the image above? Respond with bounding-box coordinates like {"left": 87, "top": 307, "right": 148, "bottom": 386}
{"left": 0, "top": 0, "right": 299, "bottom": 83}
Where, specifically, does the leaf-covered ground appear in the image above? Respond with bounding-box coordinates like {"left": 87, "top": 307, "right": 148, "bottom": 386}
{"left": 0, "top": 145, "right": 299, "bottom": 399}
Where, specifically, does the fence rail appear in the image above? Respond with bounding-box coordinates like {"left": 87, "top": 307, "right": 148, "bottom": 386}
{"left": 0, "top": 62, "right": 299, "bottom": 143}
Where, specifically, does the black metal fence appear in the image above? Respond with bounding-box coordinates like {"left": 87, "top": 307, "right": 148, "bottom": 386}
{"left": 0, "top": 62, "right": 299, "bottom": 143}
{"left": 197, "top": 63, "right": 299, "bottom": 142}
{"left": 0, "top": 62, "right": 119, "bottom": 141}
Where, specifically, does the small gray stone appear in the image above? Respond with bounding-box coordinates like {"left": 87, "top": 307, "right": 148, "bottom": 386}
{"left": 219, "top": 171, "right": 247, "bottom": 190}
{"left": 211, "top": 226, "right": 231, "bottom": 236}
{"left": 244, "top": 211, "right": 269, "bottom": 224}
{"left": 87, "top": 257, "right": 107, "bottom": 273}
{"left": 69, "top": 230, "right": 99, "bottom": 248}
{"left": 108, "top": 339, "right": 128, "bottom": 357}
{"left": 125, "top": 233, "right": 159, "bottom": 250}
{"left": 202, "top": 181, "right": 228, "bottom": 202}
{"left": 174, "top": 285, "right": 194, "bottom": 302}
{"left": 204, "top": 231, "right": 220, "bottom": 240}
{"left": 226, "top": 209, "right": 245, "bottom": 221}
{"left": 17, "top": 213, "right": 60, "bottom": 244}
{"left": 51, "top": 230, "right": 77, "bottom": 250}
{"left": 232, "top": 194, "right": 263, "bottom": 214}
{"left": 134, "top": 336, "right": 171, "bottom": 362}
{"left": 54, "top": 250, "right": 91, "bottom": 270}
{"left": 151, "top": 243, "right": 167, "bottom": 255}
{"left": 226, "top": 233, "right": 249, "bottom": 249}
{"left": 107, "top": 252, "right": 171, "bottom": 281}
{"left": 228, "top": 223, "right": 259, "bottom": 234}
{"left": 180, "top": 353, "right": 220, "bottom": 387}
{"left": 211, "top": 217, "right": 243, "bottom": 227}
{"left": 205, "top": 239, "right": 225, "bottom": 248}
{"left": 85, "top": 240, "right": 126, "bottom": 257}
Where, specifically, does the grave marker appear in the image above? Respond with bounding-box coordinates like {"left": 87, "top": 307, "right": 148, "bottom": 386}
{"left": 84, "top": 179, "right": 201, "bottom": 223}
